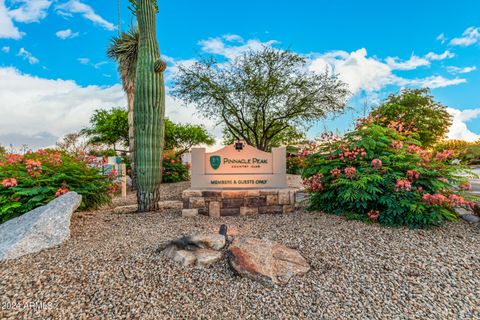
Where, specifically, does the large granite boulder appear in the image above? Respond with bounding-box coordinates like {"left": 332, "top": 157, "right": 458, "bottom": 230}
{"left": 228, "top": 236, "right": 310, "bottom": 285}
{"left": 0, "top": 192, "right": 82, "bottom": 261}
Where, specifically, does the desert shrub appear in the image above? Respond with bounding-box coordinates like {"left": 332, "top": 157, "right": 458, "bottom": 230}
{"left": 0, "top": 150, "right": 115, "bottom": 223}
{"left": 162, "top": 154, "right": 190, "bottom": 183}
{"left": 302, "top": 119, "right": 478, "bottom": 228}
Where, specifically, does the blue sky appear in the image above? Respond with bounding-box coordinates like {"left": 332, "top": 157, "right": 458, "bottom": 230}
{"left": 0, "top": 0, "right": 479, "bottom": 149}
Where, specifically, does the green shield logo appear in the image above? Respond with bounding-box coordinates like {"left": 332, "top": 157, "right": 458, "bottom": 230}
{"left": 210, "top": 155, "right": 221, "bottom": 170}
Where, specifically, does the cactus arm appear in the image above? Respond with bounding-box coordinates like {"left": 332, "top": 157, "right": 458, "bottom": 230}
{"left": 154, "top": 59, "right": 167, "bottom": 73}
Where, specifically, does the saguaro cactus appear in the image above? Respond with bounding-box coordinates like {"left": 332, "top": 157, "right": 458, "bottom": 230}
{"left": 133, "top": 0, "right": 166, "bottom": 212}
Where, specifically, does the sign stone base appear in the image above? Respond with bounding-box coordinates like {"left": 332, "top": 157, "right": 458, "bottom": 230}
{"left": 181, "top": 188, "right": 297, "bottom": 217}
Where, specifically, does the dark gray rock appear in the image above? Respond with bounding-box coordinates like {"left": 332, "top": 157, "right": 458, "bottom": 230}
{"left": 0, "top": 192, "right": 82, "bottom": 261}
{"left": 461, "top": 214, "right": 480, "bottom": 224}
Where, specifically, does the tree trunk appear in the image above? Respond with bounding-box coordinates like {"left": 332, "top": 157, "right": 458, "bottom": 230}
{"left": 127, "top": 90, "right": 136, "bottom": 190}
{"left": 133, "top": 0, "right": 165, "bottom": 212}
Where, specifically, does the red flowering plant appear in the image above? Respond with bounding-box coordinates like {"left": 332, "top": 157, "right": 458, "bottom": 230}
{"left": 287, "top": 134, "right": 343, "bottom": 175}
{"left": 0, "top": 149, "right": 114, "bottom": 224}
{"left": 302, "top": 119, "right": 478, "bottom": 228}
{"left": 162, "top": 154, "right": 190, "bottom": 183}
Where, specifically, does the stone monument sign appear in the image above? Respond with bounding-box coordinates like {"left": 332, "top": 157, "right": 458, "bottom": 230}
{"left": 182, "top": 143, "right": 297, "bottom": 217}
{"left": 191, "top": 143, "right": 287, "bottom": 189}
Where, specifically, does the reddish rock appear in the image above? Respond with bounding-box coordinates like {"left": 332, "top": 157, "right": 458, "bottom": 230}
{"left": 228, "top": 237, "right": 310, "bottom": 285}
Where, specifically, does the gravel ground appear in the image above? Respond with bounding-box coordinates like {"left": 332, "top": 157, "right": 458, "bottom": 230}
{"left": 1, "top": 182, "right": 480, "bottom": 319}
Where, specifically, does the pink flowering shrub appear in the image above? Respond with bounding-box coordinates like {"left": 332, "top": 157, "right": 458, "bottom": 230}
{"left": 371, "top": 159, "right": 382, "bottom": 170}
{"left": 303, "top": 173, "right": 324, "bottom": 192}
{"left": 162, "top": 154, "right": 190, "bottom": 183}
{"left": 303, "top": 121, "right": 478, "bottom": 228}
{"left": 0, "top": 149, "right": 114, "bottom": 223}
{"left": 344, "top": 166, "right": 357, "bottom": 178}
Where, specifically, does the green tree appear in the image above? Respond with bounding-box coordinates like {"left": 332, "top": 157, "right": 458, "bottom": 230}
{"left": 223, "top": 125, "right": 306, "bottom": 149}
{"left": 82, "top": 108, "right": 129, "bottom": 152}
{"left": 370, "top": 88, "right": 452, "bottom": 147}
{"left": 172, "top": 47, "right": 350, "bottom": 151}
{"left": 56, "top": 132, "right": 89, "bottom": 155}
{"left": 132, "top": 0, "right": 166, "bottom": 212}
{"left": 164, "top": 119, "right": 215, "bottom": 156}
{"left": 107, "top": 26, "right": 139, "bottom": 165}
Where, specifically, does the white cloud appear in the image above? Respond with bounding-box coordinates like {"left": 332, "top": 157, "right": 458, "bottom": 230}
{"left": 17, "top": 47, "right": 38, "bottom": 64}
{"left": 450, "top": 26, "right": 480, "bottom": 46}
{"left": 55, "top": 28, "right": 78, "bottom": 39}
{"left": 309, "top": 48, "right": 395, "bottom": 93}
{"left": 56, "top": 0, "right": 115, "bottom": 31}
{"left": 76, "top": 58, "right": 108, "bottom": 69}
{"left": 1, "top": 46, "right": 10, "bottom": 53}
{"left": 55, "top": 9, "right": 72, "bottom": 18}
{"left": 0, "top": 67, "right": 125, "bottom": 149}
{"left": 385, "top": 54, "right": 430, "bottom": 70}
{"left": 0, "top": 0, "right": 23, "bottom": 39}
{"left": 199, "top": 35, "right": 278, "bottom": 60}
{"left": 437, "top": 33, "right": 447, "bottom": 44}
{"left": 0, "top": 67, "right": 220, "bottom": 150}
{"left": 447, "top": 107, "right": 480, "bottom": 141}
{"left": 446, "top": 65, "right": 477, "bottom": 74}
{"left": 8, "top": 0, "right": 51, "bottom": 23}
{"left": 93, "top": 61, "right": 107, "bottom": 69}
{"left": 385, "top": 51, "right": 453, "bottom": 70}
{"left": 425, "top": 50, "right": 455, "bottom": 61}
{"left": 402, "top": 75, "right": 466, "bottom": 89}
{"left": 77, "top": 57, "right": 89, "bottom": 64}
{"left": 308, "top": 48, "right": 466, "bottom": 93}
{"left": 222, "top": 34, "right": 244, "bottom": 42}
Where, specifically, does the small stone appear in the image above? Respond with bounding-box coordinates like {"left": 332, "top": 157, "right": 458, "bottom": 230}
{"left": 158, "top": 200, "right": 183, "bottom": 210}
{"left": 182, "top": 190, "right": 202, "bottom": 199}
{"left": 113, "top": 204, "right": 138, "bottom": 214}
{"left": 190, "top": 233, "right": 226, "bottom": 250}
{"left": 202, "top": 191, "right": 222, "bottom": 198}
{"left": 194, "top": 249, "right": 222, "bottom": 267}
{"left": 182, "top": 209, "right": 198, "bottom": 217}
{"left": 209, "top": 201, "right": 221, "bottom": 218}
{"left": 283, "top": 204, "right": 295, "bottom": 214}
{"left": 289, "top": 190, "right": 296, "bottom": 204}
{"left": 222, "top": 198, "right": 244, "bottom": 208}
{"left": 278, "top": 189, "right": 291, "bottom": 205}
{"left": 259, "top": 189, "right": 278, "bottom": 195}
{"left": 245, "top": 197, "right": 266, "bottom": 207}
{"left": 173, "top": 250, "right": 196, "bottom": 266}
{"left": 259, "top": 205, "right": 283, "bottom": 214}
{"left": 222, "top": 191, "right": 247, "bottom": 198}
{"left": 266, "top": 194, "right": 279, "bottom": 205}
{"left": 461, "top": 214, "right": 480, "bottom": 223}
{"left": 240, "top": 207, "right": 259, "bottom": 216}
{"left": 189, "top": 197, "right": 205, "bottom": 208}
{"left": 221, "top": 208, "right": 240, "bottom": 216}
{"left": 247, "top": 190, "right": 260, "bottom": 197}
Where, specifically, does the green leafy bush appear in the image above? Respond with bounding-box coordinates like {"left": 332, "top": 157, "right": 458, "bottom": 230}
{"left": 162, "top": 154, "right": 190, "bottom": 183}
{"left": 302, "top": 119, "right": 478, "bottom": 228}
{"left": 0, "top": 150, "right": 115, "bottom": 224}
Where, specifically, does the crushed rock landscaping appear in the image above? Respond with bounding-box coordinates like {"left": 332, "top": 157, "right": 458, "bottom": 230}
{"left": 0, "top": 182, "right": 479, "bottom": 319}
